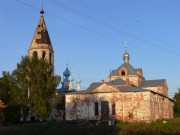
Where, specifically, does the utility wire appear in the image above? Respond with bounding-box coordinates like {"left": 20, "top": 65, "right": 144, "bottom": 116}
{"left": 16, "top": 0, "right": 39, "bottom": 11}
{"left": 15, "top": 1, "right": 123, "bottom": 44}
{"left": 73, "top": 0, "right": 180, "bottom": 51}
{"left": 15, "top": 0, "right": 180, "bottom": 62}
{"left": 129, "top": 43, "right": 180, "bottom": 62}
{"left": 47, "top": 0, "right": 180, "bottom": 56}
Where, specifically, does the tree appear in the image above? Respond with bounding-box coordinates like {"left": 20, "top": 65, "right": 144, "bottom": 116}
{"left": 10, "top": 56, "right": 60, "bottom": 120}
{"left": 0, "top": 71, "right": 20, "bottom": 122}
{"left": 0, "top": 72, "right": 12, "bottom": 105}
{"left": 173, "top": 88, "right": 180, "bottom": 114}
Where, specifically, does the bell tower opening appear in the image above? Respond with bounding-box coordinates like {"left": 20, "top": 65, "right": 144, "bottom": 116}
{"left": 33, "top": 51, "right": 38, "bottom": 58}
{"left": 42, "top": 51, "right": 46, "bottom": 59}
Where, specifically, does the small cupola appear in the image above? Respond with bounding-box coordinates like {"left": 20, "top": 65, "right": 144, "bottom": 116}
{"left": 123, "top": 41, "right": 130, "bottom": 63}
{"left": 123, "top": 51, "right": 130, "bottom": 63}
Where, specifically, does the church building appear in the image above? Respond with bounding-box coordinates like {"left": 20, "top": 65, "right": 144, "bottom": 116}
{"left": 27, "top": 8, "right": 173, "bottom": 123}
{"left": 65, "top": 50, "right": 173, "bottom": 122}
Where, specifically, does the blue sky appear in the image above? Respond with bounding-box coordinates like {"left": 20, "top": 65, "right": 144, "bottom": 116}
{"left": 0, "top": 0, "right": 179, "bottom": 98}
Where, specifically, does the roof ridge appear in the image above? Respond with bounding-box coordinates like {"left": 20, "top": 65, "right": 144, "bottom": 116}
{"left": 143, "top": 79, "right": 166, "bottom": 81}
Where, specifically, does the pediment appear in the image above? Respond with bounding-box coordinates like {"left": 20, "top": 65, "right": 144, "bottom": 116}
{"left": 91, "top": 83, "right": 119, "bottom": 93}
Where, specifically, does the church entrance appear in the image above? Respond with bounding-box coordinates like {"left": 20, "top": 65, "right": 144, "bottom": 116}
{"left": 101, "top": 101, "right": 109, "bottom": 120}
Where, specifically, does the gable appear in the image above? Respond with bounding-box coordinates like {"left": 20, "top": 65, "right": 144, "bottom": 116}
{"left": 91, "top": 83, "right": 120, "bottom": 93}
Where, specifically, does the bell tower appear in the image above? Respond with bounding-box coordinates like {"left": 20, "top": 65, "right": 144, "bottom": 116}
{"left": 28, "top": 9, "right": 54, "bottom": 74}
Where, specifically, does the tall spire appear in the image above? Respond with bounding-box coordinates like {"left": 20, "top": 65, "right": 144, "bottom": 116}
{"left": 29, "top": 8, "right": 52, "bottom": 48}
{"left": 123, "top": 41, "right": 130, "bottom": 63}
{"left": 28, "top": 8, "right": 54, "bottom": 75}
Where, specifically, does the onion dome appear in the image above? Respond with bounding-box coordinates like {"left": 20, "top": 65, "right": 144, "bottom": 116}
{"left": 63, "top": 67, "right": 71, "bottom": 76}
{"left": 68, "top": 74, "right": 74, "bottom": 81}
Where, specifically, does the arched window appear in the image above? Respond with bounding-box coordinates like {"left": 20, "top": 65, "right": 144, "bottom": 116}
{"left": 121, "top": 70, "right": 125, "bottom": 76}
{"left": 42, "top": 51, "right": 46, "bottom": 59}
{"left": 33, "top": 51, "right": 38, "bottom": 58}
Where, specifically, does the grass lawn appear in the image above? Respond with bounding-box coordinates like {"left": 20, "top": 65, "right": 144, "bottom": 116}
{"left": 0, "top": 117, "right": 180, "bottom": 135}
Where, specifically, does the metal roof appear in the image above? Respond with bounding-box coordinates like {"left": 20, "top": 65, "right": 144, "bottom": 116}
{"left": 118, "top": 86, "right": 148, "bottom": 92}
{"left": 86, "top": 82, "right": 101, "bottom": 92}
{"left": 135, "top": 68, "right": 142, "bottom": 72}
{"left": 110, "top": 78, "right": 126, "bottom": 85}
{"left": 29, "top": 10, "right": 53, "bottom": 50}
{"left": 110, "top": 63, "right": 138, "bottom": 76}
{"left": 64, "top": 79, "right": 166, "bottom": 95}
{"left": 140, "top": 79, "right": 166, "bottom": 87}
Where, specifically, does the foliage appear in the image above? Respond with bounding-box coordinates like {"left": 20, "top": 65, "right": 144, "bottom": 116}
{"left": 173, "top": 88, "right": 180, "bottom": 114}
{"left": 0, "top": 72, "right": 12, "bottom": 104}
{"left": 0, "top": 72, "right": 18, "bottom": 123}
{"left": 0, "top": 56, "right": 60, "bottom": 121}
{"left": 11, "top": 56, "right": 60, "bottom": 118}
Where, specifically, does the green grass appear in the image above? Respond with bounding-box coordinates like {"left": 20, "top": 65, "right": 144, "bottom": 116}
{"left": 116, "top": 117, "right": 180, "bottom": 135}
{"left": 0, "top": 118, "right": 180, "bottom": 135}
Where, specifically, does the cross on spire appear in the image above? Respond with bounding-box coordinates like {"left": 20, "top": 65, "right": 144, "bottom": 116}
{"left": 66, "top": 59, "right": 69, "bottom": 68}
{"left": 125, "top": 41, "right": 128, "bottom": 52}
{"left": 40, "top": 2, "right": 44, "bottom": 15}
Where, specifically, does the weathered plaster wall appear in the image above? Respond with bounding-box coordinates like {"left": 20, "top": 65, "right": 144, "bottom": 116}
{"left": 65, "top": 90, "right": 173, "bottom": 122}
{"left": 65, "top": 91, "right": 153, "bottom": 122}
{"left": 143, "top": 87, "right": 166, "bottom": 96}
{"left": 150, "top": 93, "right": 173, "bottom": 121}
{"left": 110, "top": 91, "right": 151, "bottom": 122}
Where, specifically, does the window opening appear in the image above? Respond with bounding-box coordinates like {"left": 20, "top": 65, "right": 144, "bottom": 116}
{"left": 112, "top": 103, "right": 116, "bottom": 115}
{"left": 33, "top": 51, "right": 38, "bottom": 58}
{"left": 121, "top": 70, "right": 125, "bottom": 76}
{"left": 42, "top": 51, "right": 46, "bottom": 59}
{"left": 95, "top": 102, "right": 99, "bottom": 116}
